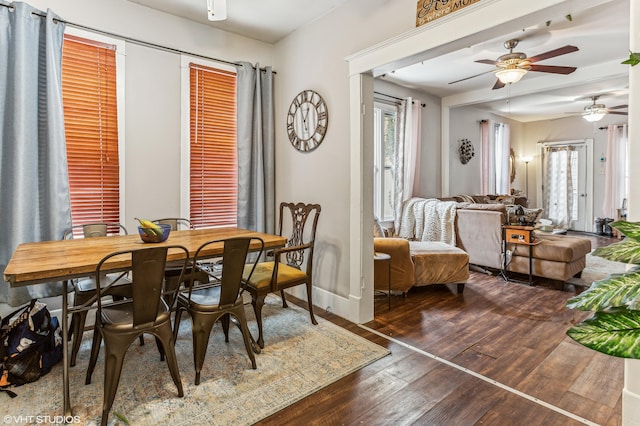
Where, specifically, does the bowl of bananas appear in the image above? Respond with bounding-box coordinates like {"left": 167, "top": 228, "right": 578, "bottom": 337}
{"left": 135, "top": 218, "right": 171, "bottom": 243}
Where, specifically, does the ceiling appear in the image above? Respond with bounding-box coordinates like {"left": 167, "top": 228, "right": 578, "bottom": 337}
{"left": 128, "top": 0, "right": 630, "bottom": 123}
{"left": 378, "top": 1, "right": 630, "bottom": 122}
{"left": 127, "top": 0, "right": 349, "bottom": 44}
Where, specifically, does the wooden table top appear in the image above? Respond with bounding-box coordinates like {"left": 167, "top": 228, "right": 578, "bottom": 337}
{"left": 4, "top": 227, "right": 287, "bottom": 287}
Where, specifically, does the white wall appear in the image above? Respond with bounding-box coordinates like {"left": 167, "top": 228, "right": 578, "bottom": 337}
{"left": 272, "top": 0, "right": 417, "bottom": 315}
{"left": 26, "top": 0, "right": 275, "bottom": 233}
{"left": 373, "top": 79, "right": 442, "bottom": 198}
{"left": 448, "top": 106, "right": 525, "bottom": 197}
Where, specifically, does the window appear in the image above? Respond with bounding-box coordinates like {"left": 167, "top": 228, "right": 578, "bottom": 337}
{"left": 189, "top": 64, "right": 237, "bottom": 228}
{"left": 373, "top": 103, "right": 397, "bottom": 222}
{"left": 62, "top": 34, "right": 122, "bottom": 229}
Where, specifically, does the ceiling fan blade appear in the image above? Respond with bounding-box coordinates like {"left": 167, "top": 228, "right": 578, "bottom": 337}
{"left": 475, "top": 59, "right": 497, "bottom": 65}
{"left": 492, "top": 79, "right": 505, "bottom": 90}
{"left": 448, "top": 69, "right": 496, "bottom": 85}
{"left": 526, "top": 45, "right": 579, "bottom": 63}
{"left": 608, "top": 104, "right": 628, "bottom": 110}
{"left": 529, "top": 64, "right": 577, "bottom": 74}
{"left": 608, "top": 111, "right": 628, "bottom": 115}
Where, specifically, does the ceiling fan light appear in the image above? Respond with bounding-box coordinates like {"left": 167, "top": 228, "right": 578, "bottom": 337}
{"left": 495, "top": 68, "right": 527, "bottom": 84}
{"left": 583, "top": 111, "right": 605, "bottom": 122}
{"left": 207, "top": 0, "right": 227, "bottom": 21}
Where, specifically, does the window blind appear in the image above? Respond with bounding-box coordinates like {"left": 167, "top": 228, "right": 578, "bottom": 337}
{"left": 62, "top": 34, "right": 120, "bottom": 227}
{"left": 189, "top": 64, "right": 237, "bottom": 228}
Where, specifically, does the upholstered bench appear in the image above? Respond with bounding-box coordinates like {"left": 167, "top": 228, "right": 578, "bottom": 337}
{"left": 409, "top": 241, "right": 469, "bottom": 292}
{"left": 507, "top": 233, "right": 592, "bottom": 282}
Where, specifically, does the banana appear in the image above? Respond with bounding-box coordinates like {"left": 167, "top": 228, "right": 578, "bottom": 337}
{"left": 135, "top": 218, "right": 163, "bottom": 236}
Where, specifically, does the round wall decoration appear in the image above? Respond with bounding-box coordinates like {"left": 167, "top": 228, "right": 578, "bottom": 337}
{"left": 287, "top": 90, "right": 328, "bottom": 153}
{"left": 459, "top": 139, "right": 474, "bottom": 164}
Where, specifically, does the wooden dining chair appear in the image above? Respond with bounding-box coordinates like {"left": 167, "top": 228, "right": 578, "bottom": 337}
{"left": 173, "top": 237, "right": 264, "bottom": 385}
{"left": 85, "top": 245, "right": 190, "bottom": 426}
{"left": 243, "top": 202, "right": 321, "bottom": 348}
{"left": 63, "top": 223, "right": 139, "bottom": 367}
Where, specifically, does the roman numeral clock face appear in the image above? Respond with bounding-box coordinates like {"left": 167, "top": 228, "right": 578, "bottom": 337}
{"left": 287, "top": 90, "right": 328, "bottom": 153}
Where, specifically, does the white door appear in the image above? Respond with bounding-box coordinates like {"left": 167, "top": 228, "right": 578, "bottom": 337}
{"left": 540, "top": 141, "right": 590, "bottom": 231}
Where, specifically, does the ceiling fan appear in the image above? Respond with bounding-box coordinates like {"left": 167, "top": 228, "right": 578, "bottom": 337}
{"left": 579, "top": 96, "right": 628, "bottom": 122}
{"left": 449, "top": 39, "right": 579, "bottom": 90}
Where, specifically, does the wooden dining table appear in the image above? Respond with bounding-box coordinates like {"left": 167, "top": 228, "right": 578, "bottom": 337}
{"left": 3, "top": 227, "right": 287, "bottom": 416}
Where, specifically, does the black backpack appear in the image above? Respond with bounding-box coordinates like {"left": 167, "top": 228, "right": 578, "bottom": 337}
{"left": 0, "top": 299, "right": 63, "bottom": 397}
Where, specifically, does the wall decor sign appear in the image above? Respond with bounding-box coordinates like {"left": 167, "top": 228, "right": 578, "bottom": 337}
{"left": 416, "top": 0, "right": 483, "bottom": 27}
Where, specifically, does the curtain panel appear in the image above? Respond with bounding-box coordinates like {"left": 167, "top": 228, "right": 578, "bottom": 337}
{"left": 0, "top": 1, "right": 70, "bottom": 306}
{"left": 235, "top": 62, "right": 275, "bottom": 234}
{"left": 602, "top": 124, "right": 628, "bottom": 218}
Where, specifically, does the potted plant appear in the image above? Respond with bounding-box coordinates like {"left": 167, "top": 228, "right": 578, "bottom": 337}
{"left": 565, "top": 220, "right": 640, "bottom": 359}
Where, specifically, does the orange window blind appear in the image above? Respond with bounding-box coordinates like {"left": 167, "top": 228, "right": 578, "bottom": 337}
{"left": 61, "top": 35, "right": 120, "bottom": 228}
{"left": 189, "top": 64, "right": 238, "bottom": 228}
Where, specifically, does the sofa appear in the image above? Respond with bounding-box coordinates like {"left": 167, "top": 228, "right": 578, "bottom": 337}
{"left": 377, "top": 199, "right": 592, "bottom": 290}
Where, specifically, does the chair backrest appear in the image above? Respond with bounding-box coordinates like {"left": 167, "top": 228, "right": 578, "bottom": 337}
{"left": 63, "top": 223, "right": 128, "bottom": 240}
{"left": 95, "top": 245, "right": 189, "bottom": 326}
{"left": 190, "top": 237, "right": 264, "bottom": 306}
{"left": 152, "top": 218, "right": 194, "bottom": 231}
{"left": 277, "top": 202, "right": 321, "bottom": 272}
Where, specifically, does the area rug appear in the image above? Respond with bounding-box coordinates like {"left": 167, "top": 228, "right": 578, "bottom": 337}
{"left": 567, "top": 251, "right": 629, "bottom": 288}
{"left": 4, "top": 297, "right": 390, "bottom": 425}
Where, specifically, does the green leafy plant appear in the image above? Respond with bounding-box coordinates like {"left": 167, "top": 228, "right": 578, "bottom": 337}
{"left": 622, "top": 51, "right": 640, "bottom": 67}
{"left": 566, "top": 220, "right": 640, "bottom": 359}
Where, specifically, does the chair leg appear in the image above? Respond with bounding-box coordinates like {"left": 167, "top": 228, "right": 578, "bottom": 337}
{"left": 155, "top": 324, "right": 184, "bottom": 397}
{"left": 221, "top": 313, "right": 230, "bottom": 342}
{"left": 305, "top": 282, "right": 318, "bottom": 325}
{"left": 280, "top": 289, "right": 289, "bottom": 308}
{"left": 234, "top": 309, "right": 257, "bottom": 369}
{"left": 69, "top": 311, "right": 87, "bottom": 367}
{"left": 85, "top": 326, "right": 103, "bottom": 385}
{"left": 155, "top": 336, "right": 165, "bottom": 361}
{"left": 99, "top": 333, "right": 137, "bottom": 426}
{"left": 251, "top": 294, "right": 267, "bottom": 349}
{"left": 173, "top": 306, "right": 185, "bottom": 341}
{"left": 190, "top": 312, "right": 217, "bottom": 385}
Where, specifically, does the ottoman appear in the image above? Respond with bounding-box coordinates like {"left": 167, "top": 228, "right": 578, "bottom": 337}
{"left": 409, "top": 241, "right": 469, "bottom": 293}
{"left": 508, "top": 234, "right": 592, "bottom": 282}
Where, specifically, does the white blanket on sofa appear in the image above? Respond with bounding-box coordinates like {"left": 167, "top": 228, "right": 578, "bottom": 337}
{"left": 396, "top": 198, "right": 457, "bottom": 245}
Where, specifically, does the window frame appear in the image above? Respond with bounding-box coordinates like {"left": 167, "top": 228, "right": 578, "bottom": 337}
{"left": 180, "top": 55, "right": 237, "bottom": 226}
{"left": 373, "top": 102, "right": 397, "bottom": 222}
{"left": 62, "top": 27, "right": 126, "bottom": 226}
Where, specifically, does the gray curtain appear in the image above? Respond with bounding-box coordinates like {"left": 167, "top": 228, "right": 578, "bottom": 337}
{"left": 0, "top": 1, "right": 70, "bottom": 306}
{"left": 235, "top": 61, "right": 275, "bottom": 234}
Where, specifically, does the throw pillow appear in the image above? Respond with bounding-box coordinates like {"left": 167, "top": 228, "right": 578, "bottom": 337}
{"left": 373, "top": 217, "right": 385, "bottom": 238}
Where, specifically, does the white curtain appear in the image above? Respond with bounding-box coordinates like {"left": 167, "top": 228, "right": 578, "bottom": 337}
{"left": 494, "top": 123, "right": 510, "bottom": 195}
{"left": 602, "top": 124, "right": 628, "bottom": 219}
{"left": 0, "top": 2, "right": 70, "bottom": 306}
{"left": 479, "top": 120, "right": 492, "bottom": 194}
{"left": 543, "top": 146, "right": 575, "bottom": 229}
{"left": 393, "top": 98, "right": 422, "bottom": 231}
{"left": 235, "top": 62, "right": 275, "bottom": 234}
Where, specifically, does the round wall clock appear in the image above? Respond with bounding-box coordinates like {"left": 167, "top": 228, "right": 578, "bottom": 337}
{"left": 287, "top": 90, "right": 328, "bottom": 152}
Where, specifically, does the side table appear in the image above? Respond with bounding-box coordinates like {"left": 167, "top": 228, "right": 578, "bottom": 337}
{"left": 501, "top": 225, "right": 541, "bottom": 285}
{"left": 373, "top": 252, "right": 391, "bottom": 311}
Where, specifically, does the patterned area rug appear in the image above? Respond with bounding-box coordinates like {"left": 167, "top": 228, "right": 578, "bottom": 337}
{"left": 567, "top": 252, "right": 629, "bottom": 287}
{"left": 4, "top": 297, "right": 389, "bottom": 425}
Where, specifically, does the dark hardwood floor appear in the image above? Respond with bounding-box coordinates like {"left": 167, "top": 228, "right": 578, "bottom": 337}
{"left": 257, "top": 232, "right": 623, "bottom": 426}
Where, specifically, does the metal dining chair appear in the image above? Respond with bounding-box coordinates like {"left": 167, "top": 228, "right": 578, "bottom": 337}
{"left": 63, "top": 223, "right": 139, "bottom": 367}
{"left": 152, "top": 217, "right": 195, "bottom": 230}
{"left": 173, "top": 237, "right": 264, "bottom": 385}
{"left": 85, "top": 245, "right": 190, "bottom": 426}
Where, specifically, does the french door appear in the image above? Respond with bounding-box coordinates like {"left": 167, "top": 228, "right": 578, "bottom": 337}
{"left": 539, "top": 140, "right": 592, "bottom": 232}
